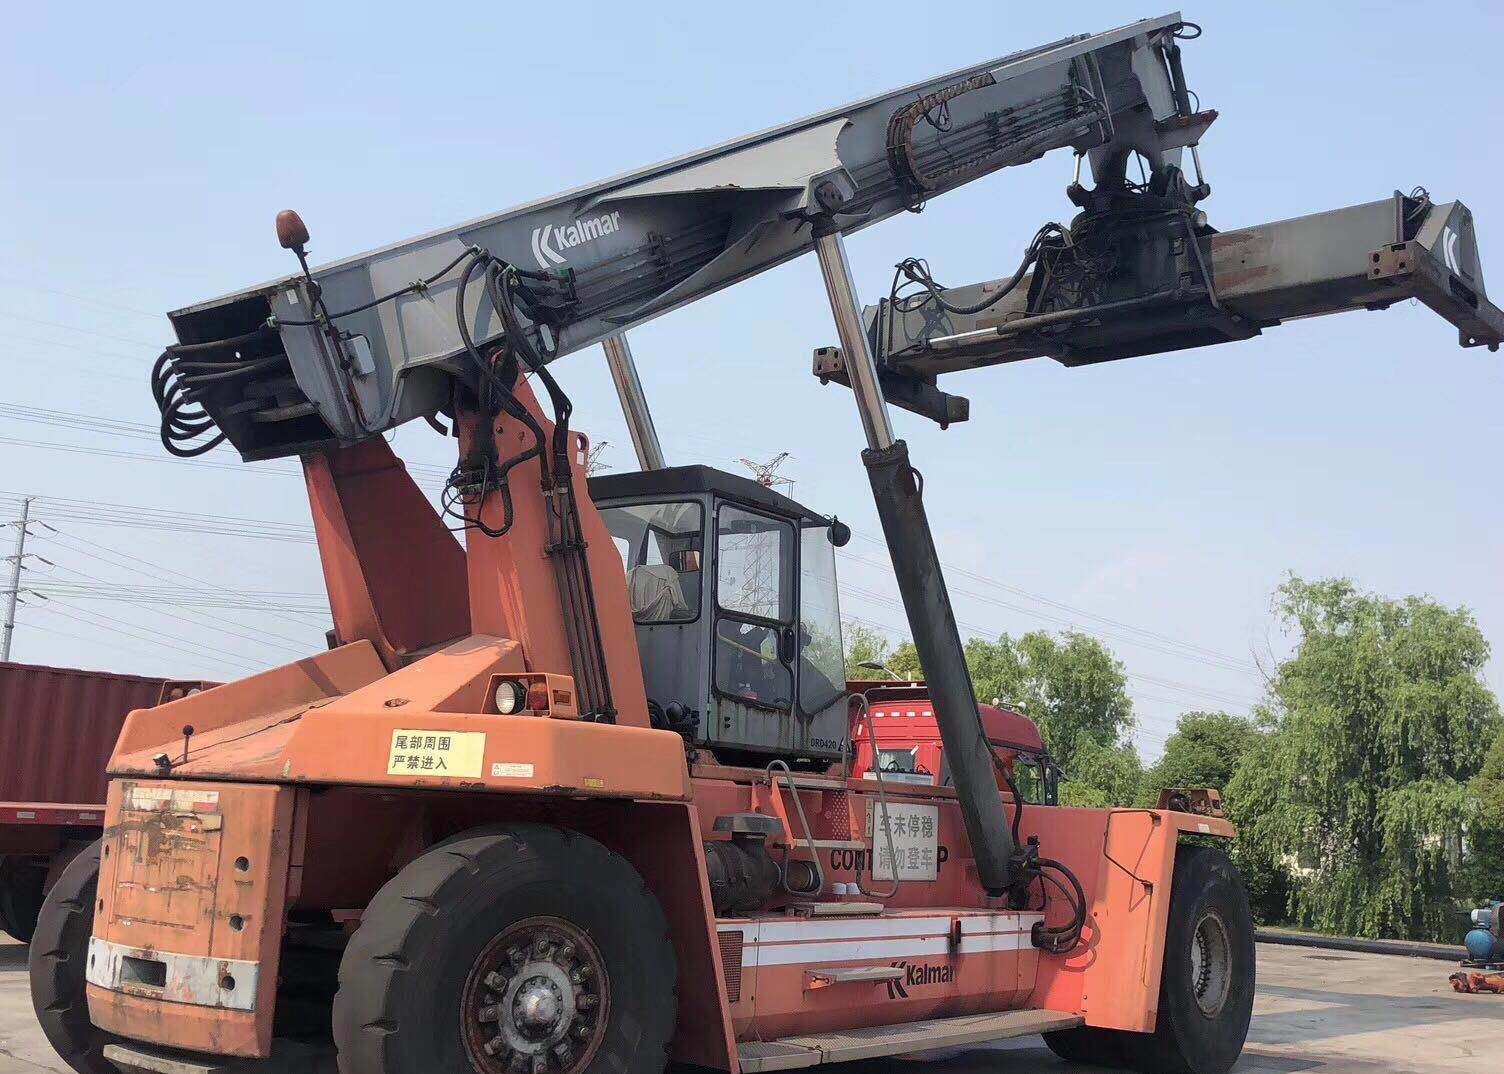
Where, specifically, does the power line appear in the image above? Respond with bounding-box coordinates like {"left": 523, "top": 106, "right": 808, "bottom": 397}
{"left": 2, "top": 312, "right": 159, "bottom": 348}
{"left": 838, "top": 579, "right": 1258, "bottom": 713}
{"left": 39, "top": 526, "right": 321, "bottom": 631}
{"left": 0, "top": 278, "right": 162, "bottom": 319}
{"left": 0, "top": 403, "right": 452, "bottom": 481}
{"left": 29, "top": 602, "right": 256, "bottom": 677}
{"left": 32, "top": 598, "right": 261, "bottom": 675}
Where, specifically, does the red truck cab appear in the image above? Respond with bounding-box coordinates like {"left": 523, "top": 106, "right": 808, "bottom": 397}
{"left": 847, "top": 681, "right": 1060, "bottom": 805}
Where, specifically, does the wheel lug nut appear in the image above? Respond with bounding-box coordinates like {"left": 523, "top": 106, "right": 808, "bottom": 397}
{"left": 478, "top": 1003, "right": 500, "bottom": 1022}
{"left": 486, "top": 972, "right": 509, "bottom": 991}
{"left": 573, "top": 1023, "right": 592, "bottom": 1039}
{"left": 577, "top": 994, "right": 597, "bottom": 1011}
{"left": 532, "top": 1056, "right": 548, "bottom": 1074}
{"left": 484, "top": 1035, "right": 507, "bottom": 1057}
{"left": 570, "top": 965, "right": 592, "bottom": 983}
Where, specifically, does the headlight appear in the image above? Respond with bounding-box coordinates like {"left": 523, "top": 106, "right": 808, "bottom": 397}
{"left": 494, "top": 679, "right": 527, "bottom": 714}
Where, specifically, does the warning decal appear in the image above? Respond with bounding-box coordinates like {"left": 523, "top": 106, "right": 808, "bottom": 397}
{"left": 865, "top": 800, "right": 941, "bottom": 881}
{"left": 387, "top": 730, "right": 485, "bottom": 777}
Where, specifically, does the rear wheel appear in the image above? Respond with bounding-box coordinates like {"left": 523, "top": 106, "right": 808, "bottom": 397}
{"left": 333, "top": 824, "right": 676, "bottom": 1074}
{"left": 1118, "top": 845, "right": 1255, "bottom": 1074}
{"left": 28, "top": 841, "right": 121, "bottom": 1074}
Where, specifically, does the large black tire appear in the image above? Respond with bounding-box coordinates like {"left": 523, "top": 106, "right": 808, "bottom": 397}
{"left": 1044, "top": 1025, "right": 1129, "bottom": 1068}
{"left": 28, "top": 841, "right": 121, "bottom": 1074}
{"left": 333, "top": 824, "right": 677, "bottom": 1074}
{"left": 1118, "top": 845, "right": 1255, "bottom": 1074}
{"left": 0, "top": 856, "right": 47, "bottom": 943}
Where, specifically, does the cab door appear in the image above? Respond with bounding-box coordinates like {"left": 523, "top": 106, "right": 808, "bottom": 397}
{"left": 711, "top": 503, "right": 797, "bottom": 734}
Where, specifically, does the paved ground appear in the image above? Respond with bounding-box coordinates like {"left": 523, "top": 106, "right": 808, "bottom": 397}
{"left": 0, "top": 941, "right": 1497, "bottom": 1073}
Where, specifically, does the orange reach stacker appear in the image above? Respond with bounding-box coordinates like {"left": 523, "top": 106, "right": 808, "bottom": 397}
{"left": 33, "top": 13, "right": 1503, "bottom": 1074}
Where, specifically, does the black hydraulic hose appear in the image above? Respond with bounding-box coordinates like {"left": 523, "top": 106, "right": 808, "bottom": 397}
{"left": 987, "top": 743, "right": 1025, "bottom": 848}
{"left": 486, "top": 262, "right": 616, "bottom": 721}
{"left": 174, "top": 354, "right": 288, "bottom": 384}
{"left": 1032, "top": 857, "right": 1088, "bottom": 954}
{"left": 165, "top": 326, "right": 275, "bottom": 354}
{"left": 274, "top": 246, "right": 476, "bottom": 327}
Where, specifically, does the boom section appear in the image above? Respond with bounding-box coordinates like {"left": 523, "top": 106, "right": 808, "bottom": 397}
{"left": 859, "top": 192, "right": 1503, "bottom": 398}
{"left": 163, "top": 13, "right": 1205, "bottom": 460}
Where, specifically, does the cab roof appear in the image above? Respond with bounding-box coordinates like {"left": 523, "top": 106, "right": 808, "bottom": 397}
{"left": 587, "top": 464, "right": 831, "bottom": 526}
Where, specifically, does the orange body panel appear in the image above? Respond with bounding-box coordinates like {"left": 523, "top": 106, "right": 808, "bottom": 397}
{"left": 304, "top": 439, "right": 471, "bottom": 667}
{"left": 88, "top": 780, "right": 297, "bottom": 1057}
{"left": 457, "top": 382, "right": 650, "bottom": 729}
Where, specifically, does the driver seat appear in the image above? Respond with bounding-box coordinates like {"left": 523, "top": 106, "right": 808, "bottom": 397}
{"left": 625, "top": 564, "right": 691, "bottom": 623}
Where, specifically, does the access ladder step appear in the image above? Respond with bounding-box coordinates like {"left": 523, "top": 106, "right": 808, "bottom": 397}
{"left": 736, "top": 1009, "right": 1085, "bottom": 1071}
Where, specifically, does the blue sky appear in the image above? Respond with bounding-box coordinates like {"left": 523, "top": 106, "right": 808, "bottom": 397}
{"left": 3, "top": 1, "right": 1501, "bottom": 758}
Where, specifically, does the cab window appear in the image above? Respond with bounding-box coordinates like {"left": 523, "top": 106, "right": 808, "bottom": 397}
{"left": 600, "top": 501, "right": 703, "bottom": 624}
{"left": 714, "top": 506, "right": 793, "bottom": 710}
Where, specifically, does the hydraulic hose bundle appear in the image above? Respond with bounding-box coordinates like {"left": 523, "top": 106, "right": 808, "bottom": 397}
{"left": 988, "top": 743, "right": 1088, "bottom": 955}
{"left": 150, "top": 326, "right": 282, "bottom": 457}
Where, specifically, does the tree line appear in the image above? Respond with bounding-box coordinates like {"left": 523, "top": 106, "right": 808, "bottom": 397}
{"left": 844, "top": 574, "right": 1504, "bottom": 943}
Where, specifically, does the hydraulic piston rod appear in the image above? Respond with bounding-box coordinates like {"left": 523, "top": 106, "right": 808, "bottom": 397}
{"left": 602, "top": 333, "right": 666, "bottom": 470}
{"left": 815, "top": 229, "right": 1017, "bottom": 896}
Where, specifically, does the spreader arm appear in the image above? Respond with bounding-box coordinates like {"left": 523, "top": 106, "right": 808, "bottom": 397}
{"left": 837, "top": 191, "right": 1501, "bottom": 423}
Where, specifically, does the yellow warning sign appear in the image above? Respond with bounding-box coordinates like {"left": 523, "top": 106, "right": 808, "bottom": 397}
{"left": 387, "top": 730, "right": 485, "bottom": 777}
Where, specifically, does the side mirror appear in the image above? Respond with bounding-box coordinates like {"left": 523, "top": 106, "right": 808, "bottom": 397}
{"left": 828, "top": 519, "right": 851, "bottom": 547}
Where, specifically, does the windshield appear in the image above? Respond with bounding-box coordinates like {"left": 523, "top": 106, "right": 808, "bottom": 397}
{"left": 599, "top": 501, "right": 704, "bottom": 624}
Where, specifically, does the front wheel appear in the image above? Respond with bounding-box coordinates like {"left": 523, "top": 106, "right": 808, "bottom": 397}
{"left": 1118, "top": 844, "right": 1255, "bottom": 1074}
{"left": 333, "top": 824, "right": 677, "bottom": 1074}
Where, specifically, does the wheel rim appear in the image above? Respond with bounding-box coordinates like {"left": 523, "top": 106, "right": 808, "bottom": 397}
{"left": 1189, "top": 908, "right": 1232, "bottom": 1017}
{"left": 461, "top": 916, "right": 610, "bottom": 1074}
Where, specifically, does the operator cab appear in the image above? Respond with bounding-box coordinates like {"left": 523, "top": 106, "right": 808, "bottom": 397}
{"left": 590, "top": 465, "right": 850, "bottom": 764}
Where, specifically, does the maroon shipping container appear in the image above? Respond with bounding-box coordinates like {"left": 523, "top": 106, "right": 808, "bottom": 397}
{"left": 0, "top": 660, "right": 210, "bottom": 942}
{"left": 0, "top": 660, "right": 166, "bottom": 808}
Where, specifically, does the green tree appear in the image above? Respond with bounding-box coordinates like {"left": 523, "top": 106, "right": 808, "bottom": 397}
{"left": 843, "top": 621, "right": 891, "bottom": 680}
{"left": 964, "top": 631, "right": 1135, "bottom": 777}
{"left": 841, "top": 622, "right": 922, "bottom": 681}
{"left": 1227, "top": 576, "right": 1500, "bottom": 941}
{"left": 1460, "top": 731, "right": 1504, "bottom": 902}
{"left": 888, "top": 640, "right": 922, "bottom": 680}
{"left": 1138, "top": 711, "right": 1257, "bottom": 806}
{"left": 1061, "top": 738, "right": 1144, "bottom": 809}
{"left": 1142, "top": 711, "right": 1289, "bottom": 923}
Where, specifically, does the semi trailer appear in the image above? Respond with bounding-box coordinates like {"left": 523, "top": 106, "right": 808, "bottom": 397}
{"left": 0, "top": 661, "right": 208, "bottom": 944}
{"left": 30, "top": 12, "right": 1503, "bottom": 1074}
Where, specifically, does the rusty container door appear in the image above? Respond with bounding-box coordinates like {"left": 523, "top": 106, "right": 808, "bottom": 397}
{"left": 0, "top": 661, "right": 169, "bottom": 806}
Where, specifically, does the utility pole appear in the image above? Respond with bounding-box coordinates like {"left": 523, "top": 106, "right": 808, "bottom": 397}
{"left": 2, "top": 496, "right": 34, "bottom": 661}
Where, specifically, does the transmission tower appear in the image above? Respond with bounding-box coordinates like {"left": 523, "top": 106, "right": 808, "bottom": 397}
{"left": 730, "top": 454, "right": 794, "bottom": 616}
{"left": 586, "top": 441, "right": 612, "bottom": 475}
